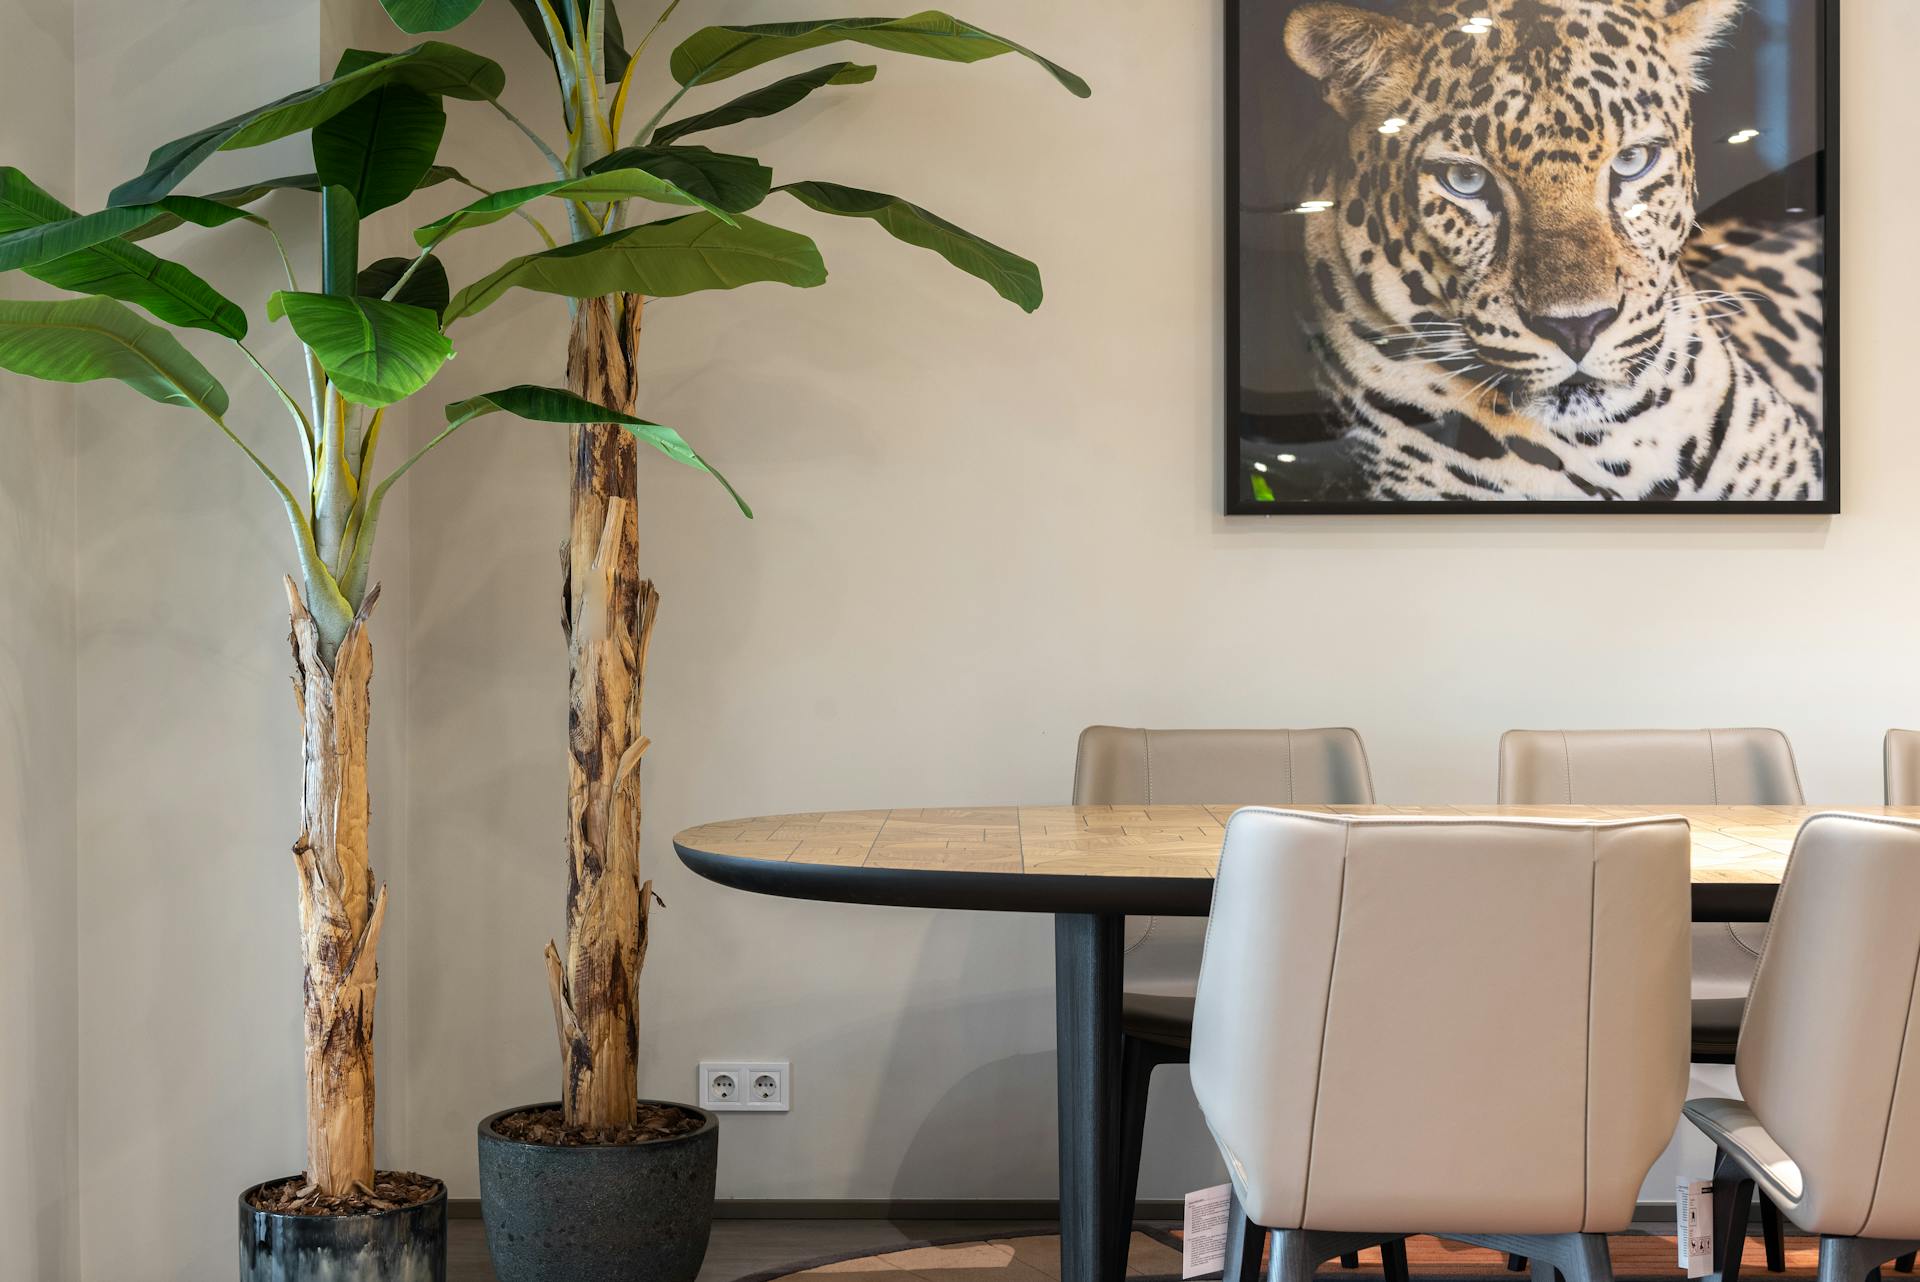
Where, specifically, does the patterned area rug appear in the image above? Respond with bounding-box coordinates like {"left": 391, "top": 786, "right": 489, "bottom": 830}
{"left": 737, "top": 1227, "right": 1825, "bottom": 1282}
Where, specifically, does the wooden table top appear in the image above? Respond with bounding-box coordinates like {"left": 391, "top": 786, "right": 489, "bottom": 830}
{"left": 674, "top": 804, "right": 1920, "bottom": 919}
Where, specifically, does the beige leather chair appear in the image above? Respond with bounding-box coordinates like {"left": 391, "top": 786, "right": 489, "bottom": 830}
{"left": 1192, "top": 809, "right": 1690, "bottom": 1282}
{"left": 1071, "top": 727, "right": 1375, "bottom": 1246}
{"left": 1500, "top": 728, "right": 1803, "bottom": 1061}
{"left": 1499, "top": 727, "right": 1802, "bottom": 1274}
{"left": 1886, "top": 731, "right": 1920, "bottom": 806}
{"left": 1685, "top": 813, "right": 1920, "bottom": 1282}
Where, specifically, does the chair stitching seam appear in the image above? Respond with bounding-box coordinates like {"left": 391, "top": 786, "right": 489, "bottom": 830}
{"left": 1725, "top": 919, "right": 1763, "bottom": 960}
{"left": 1142, "top": 728, "right": 1154, "bottom": 805}
{"left": 1561, "top": 731, "right": 1574, "bottom": 803}
{"left": 1583, "top": 829, "right": 1597, "bottom": 1231}
{"left": 1707, "top": 729, "right": 1721, "bottom": 804}
{"left": 1780, "top": 729, "right": 1807, "bottom": 804}
{"left": 1739, "top": 820, "right": 1811, "bottom": 1083}
{"left": 1299, "top": 825, "right": 1351, "bottom": 1227}
{"left": 1861, "top": 872, "right": 1920, "bottom": 1237}
{"left": 1347, "top": 728, "right": 1379, "bottom": 803}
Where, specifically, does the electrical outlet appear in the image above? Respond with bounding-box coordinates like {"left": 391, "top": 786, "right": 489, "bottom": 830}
{"left": 699, "top": 1060, "right": 789, "bottom": 1112}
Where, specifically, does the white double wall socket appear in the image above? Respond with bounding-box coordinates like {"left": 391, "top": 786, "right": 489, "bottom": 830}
{"left": 698, "top": 1060, "right": 790, "bottom": 1112}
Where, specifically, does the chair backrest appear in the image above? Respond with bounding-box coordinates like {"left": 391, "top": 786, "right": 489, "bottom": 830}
{"left": 1190, "top": 810, "right": 1689, "bottom": 1236}
{"left": 1737, "top": 812, "right": 1920, "bottom": 1239}
{"left": 1072, "top": 727, "right": 1376, "bottom": 807}
{"left": 1498, "top": 728, "right": 1804, "bottom": 805}
{"left": 1886, "top": 730, "right": 1920, "bottom": 806}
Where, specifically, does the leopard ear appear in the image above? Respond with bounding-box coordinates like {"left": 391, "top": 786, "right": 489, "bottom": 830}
{"left": 1284, "top": 3, "right": 1418, "bottom": 121}
{"left": 1665, "top": 0, "right": 1744, "bottom": 88}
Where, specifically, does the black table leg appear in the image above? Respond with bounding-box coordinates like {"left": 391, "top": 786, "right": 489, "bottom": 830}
{"left": 1056, "top": 912, "right": 1127, "bottom": 1282}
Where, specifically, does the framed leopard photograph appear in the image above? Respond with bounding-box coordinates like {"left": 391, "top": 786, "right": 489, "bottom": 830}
{"left": 1226, "top": 0, "right": 1839, "bottom": 512}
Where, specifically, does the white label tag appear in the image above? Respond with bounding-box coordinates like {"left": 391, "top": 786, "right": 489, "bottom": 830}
{"left": 1678, "top": 1177, "right": 1714, "bottom": 1278}
{"left": 1183, "top": 1183, "right": 1234, "bottom": 1279}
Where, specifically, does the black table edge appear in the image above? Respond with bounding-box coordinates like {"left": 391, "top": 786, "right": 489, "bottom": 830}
{"left": 676, "top": 840, "right": 1778, "bottom": 921}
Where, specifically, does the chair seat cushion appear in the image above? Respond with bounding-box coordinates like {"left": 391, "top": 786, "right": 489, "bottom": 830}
{"left": 1123, "top": 990, "right": 1195, "bottom": 1049}
{"left": 1684, "top": 1097, "right": 1805, "bottom": 1212}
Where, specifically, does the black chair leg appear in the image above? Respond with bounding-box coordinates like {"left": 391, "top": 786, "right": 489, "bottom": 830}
{"left": 1761, "top": 1194, "right": 1787, "bottom": 1273}
{"left": 1507, "top": 1256, "right": 1530, "bottom": 1273}
{"left": 1116, "top": 1035, "right": 1157, "bottom": 1261}
{"left": 1339, "top": 1255, "right": 1360, "bottom": 1269}
{"left": 1222, "top": 1189, "right": 1263, "bottom": 1282}
{"left": 1714, "top": 1148, "right": 1757, "bottom": 1282}
{"left": 1897, "top": 1255, "right": 1916, "bottom": 1274}
{"left": 1380, "top": 1240, "right": 1411, "bottom": 1282}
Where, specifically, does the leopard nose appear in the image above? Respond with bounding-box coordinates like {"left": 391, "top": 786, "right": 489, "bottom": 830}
{"left": 1521, "top": 305, "right": 1620, "bottom": 361}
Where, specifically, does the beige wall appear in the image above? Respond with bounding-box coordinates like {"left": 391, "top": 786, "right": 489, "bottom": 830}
{"left": 0, "top": 1, "right": 79, "bottom": 1276}
{"left": 67, "top": 1, "right": 417, "bottom": 1278}
{"left": 393, "top": 0, "right": 1916, "bottom": 1207}
{"left": 11, "top": 0, "right": 1919, "bottom": 1274}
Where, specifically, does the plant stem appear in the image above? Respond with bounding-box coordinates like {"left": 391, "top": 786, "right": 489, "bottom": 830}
{"left": 289, "top": 583, "right": 383, "bottom": 1196}
{"left": 628, "top": 0, "right": 682, "bottom": 63}
{"left": 314, "top": 387, "right": 356, "bottom": 574}
{"left": 383, "top": 242, "right": 440, "bottom": 301}
{"left": 553, "top": 292, "right": 650, "bottom": 1128}
{"left": 632, "top": 82, "right": 690, "bottom": 148}
{"left": 238, "top": 340, "right": 315, "bottom": 485}
{"left": 490, "top": 99, "right": 570, "bottom": 180}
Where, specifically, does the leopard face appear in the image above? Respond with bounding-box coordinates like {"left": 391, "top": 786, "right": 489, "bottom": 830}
{"left": 1285, "top": 0, "right": 1744, "bottom": 428}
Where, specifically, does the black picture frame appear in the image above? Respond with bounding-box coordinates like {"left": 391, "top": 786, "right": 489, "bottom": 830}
{"left": 1224, "top": 0, "right": 1841, "bottom": 515}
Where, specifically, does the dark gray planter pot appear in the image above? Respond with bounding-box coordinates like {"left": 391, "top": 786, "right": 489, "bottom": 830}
{"left": 478, "top": 1100, "right": 719, "bottom": 1282}
{"left": 238, "top": 1178, "right": 446, "bottom": 1282}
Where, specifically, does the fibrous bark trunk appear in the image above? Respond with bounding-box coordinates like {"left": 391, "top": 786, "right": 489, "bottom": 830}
{"left": 289, "top": 578, "right": 385, "bottom": 1195}
{"left": 550, "top": 292, "right": 658, "bottom": 1129}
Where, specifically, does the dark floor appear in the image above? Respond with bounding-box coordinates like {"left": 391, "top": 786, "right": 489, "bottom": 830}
{"left": 450, "top": 1215, "right": 1697, "bottom": 1282}
{"left": 450, "top": 1217, "right": 1065, "bottom": 1282}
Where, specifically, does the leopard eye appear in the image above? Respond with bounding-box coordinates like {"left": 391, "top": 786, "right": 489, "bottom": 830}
{"left": 1437, "top": 161, "right": 1490, "bottom": 200}
{"left": 1611, "top": 143, "right": 1661, "bottom": 181}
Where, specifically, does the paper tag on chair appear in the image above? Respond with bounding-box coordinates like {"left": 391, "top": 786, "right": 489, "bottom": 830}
{"left": 1678, "top": 1177, "right": 1715, "bottom": 1277}
{"left": 1183, "top": 1183, "right": 1233, "bottom": 1279}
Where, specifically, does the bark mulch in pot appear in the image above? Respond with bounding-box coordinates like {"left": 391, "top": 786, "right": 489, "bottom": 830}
{"left": 246, "top": 1170, "right": 443, "bottom": 1217}
{"left": 493, "top": 1103, "right": 705, "bottom": 1146}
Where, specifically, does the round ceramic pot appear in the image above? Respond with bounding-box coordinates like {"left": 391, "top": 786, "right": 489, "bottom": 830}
{"left": 237, "top": 1178, "right": 446, "bottom": 1282}
{"left": 477, "top": 1100, "right": 719, "bottom": 1282}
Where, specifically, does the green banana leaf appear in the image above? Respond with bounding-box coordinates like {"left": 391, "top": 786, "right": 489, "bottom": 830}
{"left": 0, "top": 168, "right": 247, "bottom": 338}
{"left": 0, "top": 195, "right": 258, "bottom": 273}
{"left": 586, "top": 146, "right": 771, "bottom": 213}
{"left": 778, "top": 180, "right": 1041, "bottom": 312}
{"left": 505, "top": 0, "right": 631, "bottom": 83}
{"left": 111, "top": 42, "right": 505, "bottom": 206}
{"left": 269, "top": 290, "right": 452, "bottom": 407}
{"left": 651, "top": 61, "right": 877, "bottom": 145}
{"left": 119, "top": 163, "right": 473, "bottom": 242}
{"left": 357, "top": 255, "right": 450, "bottom": 318}
{"left": 377, "top": 0, "right": 485, "bottom": 33}
{"left": 119, "top": 176, "right": 314, "bottom": 241}
{"left": 668, "top": 11, "right": 1089, "bottom": 97}
{"left": 413, "top": 168, "right": 732, "bottom": 247}
{"left": 0, "top": 295, "right": 228, "bottom": 414}
{"left": 313, "top": 75, "right": 447, "bottom": 216}
{"left": 444, "top": 211, "right": 825, "bottom": 322}
{"left": 444, "top": 384, "right": 749, "bottom": 515}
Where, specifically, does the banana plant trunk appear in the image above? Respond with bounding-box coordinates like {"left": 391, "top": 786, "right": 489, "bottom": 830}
{"left": 548, "top": 291, "right": 658, "bottom": 1130}
{"left": 289, "top": 581, "right": 387, "bottom": 1195}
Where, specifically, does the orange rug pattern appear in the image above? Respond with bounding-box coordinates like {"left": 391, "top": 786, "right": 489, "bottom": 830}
{"left": 755, "top": 1230, "right": 1822, "bottom": 1282}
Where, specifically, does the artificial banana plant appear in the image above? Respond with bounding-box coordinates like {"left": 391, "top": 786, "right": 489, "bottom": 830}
{"left": 373, "top": 0, "right": 1089, "bottom": 1132}
{"left": 0, "top": 39, "right": 753, "bottom": 1199}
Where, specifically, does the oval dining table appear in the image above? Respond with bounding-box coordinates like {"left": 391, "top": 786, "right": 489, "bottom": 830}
{"left": 675, "top": 802, "right": 1866, "bottom": 1282}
